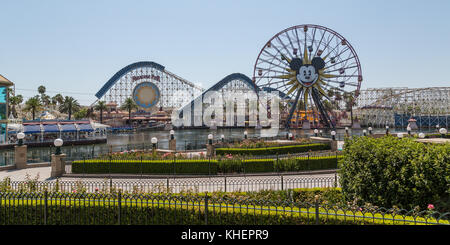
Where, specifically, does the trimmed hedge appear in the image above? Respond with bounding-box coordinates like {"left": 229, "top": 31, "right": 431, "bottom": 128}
{"left": 340, "top": 136, "right": 450, "bottom": 212}
{"left": 215, "top": 143, "right": 330, "bottom": 156}
{"left": 72, "top": 159, "right": 218, "bottom": 175}
{"left": 71, "top": 155, "right": 341, "bottom": 174}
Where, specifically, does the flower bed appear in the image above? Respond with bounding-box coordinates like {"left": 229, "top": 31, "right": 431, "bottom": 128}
{"left": 215, "top": 143, "right": 330, "bottom": 156}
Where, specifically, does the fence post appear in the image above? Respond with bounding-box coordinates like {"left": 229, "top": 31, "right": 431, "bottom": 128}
{"left": 118, "top": 189, "right": 122, "bottom": 225}
{"left": 334, "top": 173, "right": 337, "bottom": 188}
{"left": 204, "top": 192, "right": 209, "bottom": 225}
{"left": 281, "top": 175, "right": 284, "bottom": 191}
{"left": 224, "top": 176, "right": 227, "bottom": 192}
{"left": 44, "top": 190, "right": 48, "bottom": 225}
{"left": 208, "top": 157, "right": 211, "bottom": 176}
{"left": 315, "top": 195, "right": 319, "bottom": 225}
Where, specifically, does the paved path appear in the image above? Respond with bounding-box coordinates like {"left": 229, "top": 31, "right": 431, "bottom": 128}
{"left": 1, "top": 166, "right": 338, "bottom": 193}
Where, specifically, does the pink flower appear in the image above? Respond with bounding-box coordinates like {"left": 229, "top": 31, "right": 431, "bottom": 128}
{"left": 72, "top": 189, "right": 77, "bottom": 193}
{"left": 427, "top": 204, "right": 434, "bottom": 210}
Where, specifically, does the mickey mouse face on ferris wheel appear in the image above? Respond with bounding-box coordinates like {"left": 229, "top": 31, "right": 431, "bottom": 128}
{"left": 289, "top": 57, "right": 325, "bottom": 87}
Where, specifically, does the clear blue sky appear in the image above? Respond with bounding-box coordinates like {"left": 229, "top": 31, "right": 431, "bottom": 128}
{"left": 1, "top": 0, "right": 449, "bottom": 105}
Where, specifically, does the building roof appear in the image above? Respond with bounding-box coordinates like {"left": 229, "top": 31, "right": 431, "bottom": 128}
{"left": 0, "top": 74, "right": 14, "bottom": 86}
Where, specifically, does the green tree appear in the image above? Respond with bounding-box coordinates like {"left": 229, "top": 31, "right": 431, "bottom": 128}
{"left": 9, "top": 94, "right": 23, "bottom": 118}
{"left": 94, "top": 100, "right": 107, "bottom": 123}
{"left": 38, "top": 85, "right": 46, "bottom": 95}
{"left": 74, "top": 108, "right": 89, "bottom": 120}
{"left": 59, "top": 96, "right": 80, "bottom": 120}
{"left": 24, "top": 96, "right": 42, "bottom": 120}
{"left": 120, "top": 98, "right": 138, "bottom": 125}
{"left": 52, "top": 94, "right": 64, "bottom": 105}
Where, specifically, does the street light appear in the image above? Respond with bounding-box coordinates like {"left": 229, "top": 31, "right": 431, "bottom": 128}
{"left": 368, "top": 127, "right": 373, "bottom": 135}
{"left": 208, "top": 134, "right": 213, "bottom": 145}
{"left": 288, "top": 133, "right": 293, "bottom": 140}
{"left": 345, "top": 127, "right": 349, "bottom": 137}
{"left": 169, "top": 130, "right": 175, "bottom": 140}
{"left": 244, "top": 130, "right": 248, "bottom": 140}
{"left": 151, "top": 137, "right": 158, "bottom": 149}
{"left": 220, "top": 134, "right": 225, "bottom": 143}
{"left": 314, "top": 129, "right": 319, "bottom": 137}
{"left": 397, "top": 133, "right": 403, "bottom": 139}
{"left": 407, "top": 126, "right": 411, "bottom": 136}
{"left": 319, "top": 130, "right": 323, "bottom": 136}
{"left": 439, "top": 128, "right": 447, "bottom": 138}
{"left": 418, "top": 133, "right": 425, "bottom": 139}
{"left": 363, "top": 129, "right": 367, "bottom": 136}
{"left": 17, "top": 132, "right": 25, "bottom": 146}
{"left": 331, "top": 131, "right": 336, "bottom": 141}
{"left": 54, "top": 138, "right": 63, "bottom": 155}
{"left": 385, "top": 125, "right": 389, "bottom": 135}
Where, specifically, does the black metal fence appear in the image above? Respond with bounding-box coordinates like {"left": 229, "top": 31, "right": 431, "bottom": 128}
{"left": 1, "top": 175, "right": 339, "bottom": 194}
{"left": 0, "top": 191, "right": 448, "bottom": 225}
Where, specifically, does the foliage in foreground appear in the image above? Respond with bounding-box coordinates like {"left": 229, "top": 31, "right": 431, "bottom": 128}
{"left": 339, "top": 136, "right": 450, "bottom": 213}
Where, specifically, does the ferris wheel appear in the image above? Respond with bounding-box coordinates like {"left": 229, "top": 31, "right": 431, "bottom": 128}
{"left": 253, "top": 24, "right": 362, "bottom": 128}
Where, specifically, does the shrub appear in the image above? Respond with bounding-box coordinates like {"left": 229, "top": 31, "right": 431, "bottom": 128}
{"left": 339, "top": 136, "right": 450, "bottom": 212}
{"left": 72, "top": 155, "right": 340, "bottom": 175}
{"left": 215, "top": 143, "right": 330, "bottom": 156}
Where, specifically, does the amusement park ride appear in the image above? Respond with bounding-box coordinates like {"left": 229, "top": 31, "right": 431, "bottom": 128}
{"left": 253, "top": 24, "right": 363, "bottom": 129}
{"left": 92, "top": 24, "right": 450, "bottom": 129}
{"left": 93, "top": 24, "right": 367, "bottom": 129}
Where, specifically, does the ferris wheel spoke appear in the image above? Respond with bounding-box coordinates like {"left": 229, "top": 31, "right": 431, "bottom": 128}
{"left": 262, "top": 49, "right": 290, "bottom": 66}
{"left": 313, "top": 30, "right": 326, "bottom": 57}
{"left": 324, "top": 56, "right": 356, "bottom": 69}
{"left": 275, "top": 36, "right": 294, "bottom": 60}
{"left": 294, "top": 28, "right": 304, "bottom": 57}
{"left": 324, "top": 65, "right": 359, "bottom": 74}
{"left": 284, "top": 31, "right": 297, "bottom": 57}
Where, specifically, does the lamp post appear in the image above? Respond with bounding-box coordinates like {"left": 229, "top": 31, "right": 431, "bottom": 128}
{"left": 319, "top": 130, "right": 323, "bottom": 137}
{"left": 169, "top": 130, "right": 176, "bottom": 152}
{"left": 288, "top": 133, "right": 293, "bottom": 140}
{"left": 314, "top": 129, "right": 318, "bottom": 137}
{"left": 285, "top": 132, "right": 289, "bottom": 140}
{"left": 418, "top": 133, "right": 425, "bottom": 139}
{"left": 151, "top": 137, "right": 158, "bottom": 155}
{"left": 17, "top": 132, "right": 25, "bottom": 146}
{"left": 439, "top": 128, "right": 447, "bottom": 138}
{"left": 397, "top": 133, "right": 403, "bottom": 139}
{"left": 345, "top": 127, "right": 349, "bottom": 137}
{"left": 221, "top": 134, "right": 225, "bottom": 143}
{"left": 54, "top": 138, "right": 63, "bottom": 155}
{"left": 436, "top": 124, "right": 440, "bottom": 132}
{"left": 363, "top": 129, "right": 367, "bottom": 136}
{"left": 407, "top": 126, "right": 411, "bottom": 136}
{"left": 385, "top": 125, "right": 389, "bottom": 135}
{"left": 368, "top": 127, "right": 373, "bottom": 135}
{"left": 208, "top": 134, "right": 213, "bottom": 145}
{"left": 331, "top": 131, "right": 336, "bottom": 141}
{"left": 244, "top": 130, "right": 248, "bottom": 140}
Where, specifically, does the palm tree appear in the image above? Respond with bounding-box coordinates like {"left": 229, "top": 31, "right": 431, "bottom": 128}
{"left": 59, "top": 96, "right": 80, "bottom": 120}
{"left": 120, "top": 98, "right": 138, "bottom": 125}
{"left": 24, "top": 96, "right": 42, "bottom": 120}
{"left": 52, "top": 94, "right": 64, "bottom": 105}
{"left": 9, "top": 95, "right": 23, "bottom": 118}
{"left": 94, "top": 100, "right": 107, "bottom": 123}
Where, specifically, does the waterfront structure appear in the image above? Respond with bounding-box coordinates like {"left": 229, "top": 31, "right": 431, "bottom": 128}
{"left": 0, "top": 74, "right": 14, "bottom": 144}
{"left": 7, "top": 120, "right": 107, "bottom": 145}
